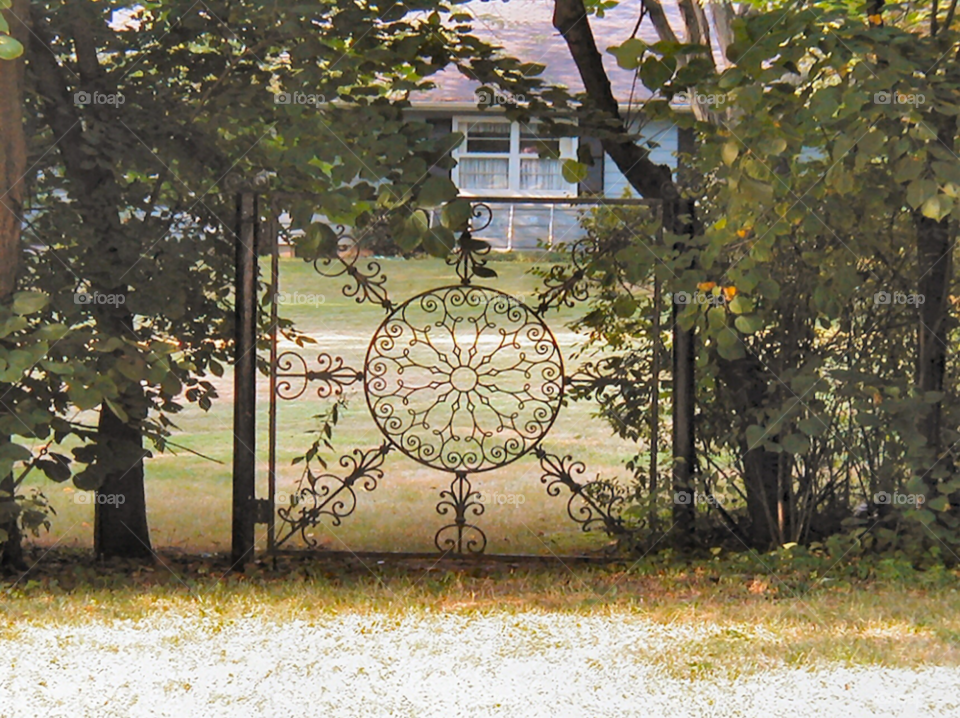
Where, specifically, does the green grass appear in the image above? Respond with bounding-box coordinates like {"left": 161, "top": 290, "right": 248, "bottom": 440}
{"left": 4, "top": 555, "right": 960, "bottom": 678}
{"left": 23, "top": 256, "right": 639, "bottom": 555}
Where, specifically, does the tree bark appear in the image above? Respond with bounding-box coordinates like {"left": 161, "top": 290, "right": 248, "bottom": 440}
{"left": 0, "top": 0, "right": 26, "bottom": 297}
{"left": 0, "top": 0, "right": 29, "bottom": 571}
{"left": 29, "top": 5, "right": 153, "bottom": 558}
{"left": 716, "top": 356, "right": 782, "bottom": 548}
{"left": 94, "top": 390, "right": 152, "bottom": 559}
{"left": 641, "top": 0, "right": 680, "bottom": 45}
{"left": 914, "top": 111, "right": 956, "bottom": 462}
{"left": 708, "top": 1, "right": 737, "bottom": 54}
{"left": 0, "top": 471, "right": 26, "bottom": 571}
{"left": 554, "top": 0, "right": 697, "bottom": 542}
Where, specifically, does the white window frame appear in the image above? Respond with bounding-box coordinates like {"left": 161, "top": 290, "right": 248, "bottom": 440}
{"left": 451, "top": 117, "right": 579, "bottom": 198}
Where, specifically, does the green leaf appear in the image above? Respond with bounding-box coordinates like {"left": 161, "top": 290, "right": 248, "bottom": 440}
{"left": 38, "top": 457, "right": 72, "bottom": 483}
{"left": 716, "top": 329, "right": 744, "bottom": 359}
{"left": 707, "top": 306, "right": 726, "bottom": 330}
{"left": 639, "top": 55, "right": 676, "bottom": 91}
{"left": 907, "top": 179, "right": 938, "bottom": 210}
{"left": 612, "top": 295, "right": 636, "bottom": 318}
{"left": 746, "top": 425, "right": 767, "bottom": 449}
{"left": 722, "top": 142, "right": 740, "bottom": 166}
{"left": 295, "top": 223, "right": 338, "bottom": 260}
{"left": 933, "top": 161, "right": 960, "bottom": 185}
{"left": 727, "top": 295, "right": 753, "bottom": 314}
{"left": 418, "top": 176, "right": 457, "bottom": 208}
{"left": 780, "top": 433, "right": 810, "bottom": 455}
{"left": 921, "top": 194, "right": 951, "bottom": 221}
{"left": 927, "top": 496, "right": 950, "bottom": 512}
{"left": 440, "top": 199, "right": 472, "bottom": 232}
{"left": 893, "top": 156, "right": 925, "bottom": 183}
{"left": 561, "top": 160, "right": 589, "bottom": 184}
{"left": 104, "top": 398, "right": 130, "bottom": 424}
{"left": 740, "top": 176, "right": 774, "bottom": 204}
{"left": 422, "top": 226, "right": 455, "bottom": 257}
{"left": 758, "top": 137, "right": 787, "bottom": 156}
{"left": 68, "top": 384, "right": 102, "bottom": 411}
{"left": 608, "top": 38, "right": 646, "bottom": 70}
{"left": 717, "top": 67, "right": 744, "bottom": 89}
{"left": 161, "top": 372, "right": 183, "bottom": 397}
{"left": 797, "top": 417, "right": 827, "bottom": 437}
{"left": 0, "top": 34, "right": 23, "bottom": 61}
{"left": 33, "top": 323, "right": 68, "bottom": 342}
{"left": 11, "top": 291, "right": 48, "bottom": 316}
{"left": 734, "top": 314, "right": 765, "bottom": 334}
{"left": 0, "top": 442, "right": 32, "bottom": 463}
{"left": 395, "top": 211, "right": 428, "bottom": 251}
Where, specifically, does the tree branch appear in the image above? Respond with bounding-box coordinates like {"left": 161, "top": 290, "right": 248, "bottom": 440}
{"left": 552, "top": 0, "right": 674, "bottom": 200}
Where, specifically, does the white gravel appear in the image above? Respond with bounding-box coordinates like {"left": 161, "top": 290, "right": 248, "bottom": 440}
{"left": 1, "top": 612, "right": 958, "bottom": 717}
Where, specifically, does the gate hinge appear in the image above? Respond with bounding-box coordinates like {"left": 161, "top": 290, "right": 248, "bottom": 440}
{"left": 253, "top": 498, "right": 273, "bottom": 525}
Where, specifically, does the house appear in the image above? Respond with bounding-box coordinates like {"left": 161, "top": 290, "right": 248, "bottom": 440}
{"left": 408, "top": 0, "right": 688, "bottom": 249}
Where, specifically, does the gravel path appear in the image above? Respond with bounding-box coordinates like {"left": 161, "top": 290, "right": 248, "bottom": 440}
{"left": 2, "top": 612, "right": 957, "bottom": 717}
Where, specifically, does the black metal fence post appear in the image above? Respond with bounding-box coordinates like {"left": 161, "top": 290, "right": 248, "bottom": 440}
{"left": 231, "top": 190, "right": 259, "bottom": 569}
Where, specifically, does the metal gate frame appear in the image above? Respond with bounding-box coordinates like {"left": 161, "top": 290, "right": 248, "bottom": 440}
{"left": 230, "top": 191, "right": 663, "bottom": 567}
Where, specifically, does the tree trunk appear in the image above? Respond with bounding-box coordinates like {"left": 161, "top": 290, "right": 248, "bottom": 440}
{"left": 553, "top": 0, "right": 697, "bottom": 543}
{"left": 0, "top": 0, "right": 26, "bottom": 297}
{"left": 671, "top": 297, "right": 697, "bottom": 540}
{"left": 717, "top": 356, "right": 781, "bottom": 548}
{"left": 0, "top": 470, "right": 26, "bottom": 571}
{"left": 28, "top": 6, "right": 153, "bottom": 558}
{"left": 915, "top": 212, "right": 951, "bottom": 455}
{"left": 94, "top": 390, "right": 152, "bottom": 560}
{"left": 0, "top": 0, "right": 29, "bottom": 570}
{"left": 914, "top": 110, "right": 955, "bottom": 469}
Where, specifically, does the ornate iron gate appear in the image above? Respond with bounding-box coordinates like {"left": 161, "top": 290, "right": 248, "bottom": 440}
{"left": 232, "top": 192, "right": 662, "bottom": 560}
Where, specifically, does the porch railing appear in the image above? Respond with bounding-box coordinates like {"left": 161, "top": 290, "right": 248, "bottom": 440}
{"left": 433, "top": 196, "right": 658, "bottom": 251}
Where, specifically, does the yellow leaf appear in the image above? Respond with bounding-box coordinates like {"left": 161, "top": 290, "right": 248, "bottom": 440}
{"left": 722, "top": 142, "right": 739, "bottom": 166}
{"left": 698, "top": 281, "right": 717, "bottom": 292}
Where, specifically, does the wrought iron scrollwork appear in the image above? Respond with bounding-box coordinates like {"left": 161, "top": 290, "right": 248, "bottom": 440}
{"left": 435, "top": 471, "right": 486, "bottom": 554}
{"left": 444, "top": 201, "right": 497, "bottom": 285}
{"left": 469, "top": 202, "right": 493, "bottom": 232}
{"left": 275, "top": 352, "right": 363, "bottom": 399}
{"left": 313, "top": 227, "right": 393, "bottom": 311}
{"left": 448, "top": 232, "right": 493, "bottom": 285}
{"left": 267, "top": 195, "right": 654, "bottom": 555}
{"left": 364, "top": 285, "right": 564, "bottom": 473}
{"left": 536, "top": 236, "right": 594, "bottom": 313}
{"left": 563, "top": 356, "right": 622, "bottom": 394}
{"left": 536, "top": 212, "right": 656, "bottom": 314}
{"left": 535, "top": 447, "right": 628, "bottom": 536}
{"left": 276, "top": 443, "right": 390, "bottom": 548}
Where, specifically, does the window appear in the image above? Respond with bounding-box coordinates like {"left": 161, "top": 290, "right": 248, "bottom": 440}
{"left": 452, "top": 118, "right": 578, "bottom": 197}
{"left": 458, "top": 121, "right": 510, "bottom": 191}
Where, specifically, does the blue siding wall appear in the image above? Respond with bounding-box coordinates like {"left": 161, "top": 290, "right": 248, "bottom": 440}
{"left": 603, "top": 120, "right": 679, "bottom": 198}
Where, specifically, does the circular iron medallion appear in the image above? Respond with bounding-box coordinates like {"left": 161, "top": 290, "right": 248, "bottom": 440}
{"left": 364, "top": 285, "right": 564, "bottom": 472}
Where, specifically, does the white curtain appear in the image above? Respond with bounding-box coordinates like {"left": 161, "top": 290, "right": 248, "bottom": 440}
{"left": 459, "top": 158, "right": 509, "bottom": 190}
{"left": 520, "top": 158, "right": 565, "bottom": 190}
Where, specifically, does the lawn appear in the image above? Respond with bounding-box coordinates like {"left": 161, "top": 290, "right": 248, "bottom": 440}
{"left": 22, "top": 255, "right": 642, "bottom": 556}
{"left": 3, "top": 554, "right": 960, "bottom": 716}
